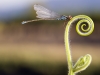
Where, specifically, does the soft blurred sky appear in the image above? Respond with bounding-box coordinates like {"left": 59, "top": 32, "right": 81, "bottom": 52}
{"left": 0, "top": 0, "right": 100, "bottom": 21}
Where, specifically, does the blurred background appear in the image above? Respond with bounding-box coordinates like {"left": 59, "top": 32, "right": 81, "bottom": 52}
{"left": 0, "top": 0, "right": 100, "bottom": 75}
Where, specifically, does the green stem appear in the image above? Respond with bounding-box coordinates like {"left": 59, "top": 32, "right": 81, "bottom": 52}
{"left": 64, "top": 18, "right": 73, "bottom": 75}
{"left": 64, "top": 15, "right": 94, "bottom": 75}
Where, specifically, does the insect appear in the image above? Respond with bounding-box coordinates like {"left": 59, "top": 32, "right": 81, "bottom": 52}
{"left": 22, "top": 4, "right": 72, "bottom": 24}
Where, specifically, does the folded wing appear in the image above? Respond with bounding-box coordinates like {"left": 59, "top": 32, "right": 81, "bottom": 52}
{"left": 34, "top": 4, "right": 60, "bottom": 19}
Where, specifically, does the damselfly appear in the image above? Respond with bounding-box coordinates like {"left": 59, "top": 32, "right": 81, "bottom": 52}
{"left": 22, "top": 4, "right": 72, "bottom": 24}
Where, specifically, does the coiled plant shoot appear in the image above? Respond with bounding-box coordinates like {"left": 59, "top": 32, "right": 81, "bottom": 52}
{"left": 64, "top": 15, "right": 94, "bottom": 75}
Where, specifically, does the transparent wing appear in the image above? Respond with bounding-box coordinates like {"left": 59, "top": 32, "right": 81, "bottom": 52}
{"left": 34, "top": 4, "right": 61, "bottom": 19}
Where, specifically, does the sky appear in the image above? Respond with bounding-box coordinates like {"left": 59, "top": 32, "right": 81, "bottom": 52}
{"left": 0, "top": 0, "right": 100, "bottom": 21}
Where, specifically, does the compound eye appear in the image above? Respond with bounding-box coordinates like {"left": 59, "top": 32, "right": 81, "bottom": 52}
{"left": 69, "top": 15, "right": 72, "bottom": 19}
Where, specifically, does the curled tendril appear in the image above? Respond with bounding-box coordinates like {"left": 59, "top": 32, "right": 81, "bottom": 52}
{"left": 75, "top": 15, "right": 94, "bottom": 36}
{"left": 64, "top": 15, "right": 94, "bottom": 75}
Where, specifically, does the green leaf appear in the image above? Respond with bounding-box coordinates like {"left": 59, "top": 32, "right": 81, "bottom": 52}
{"left": 73, "top": 54, "right": 92, "bottom": 74}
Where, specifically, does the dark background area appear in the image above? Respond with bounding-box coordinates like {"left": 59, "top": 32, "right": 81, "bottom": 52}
{"left": 0, "top": 0, "right": 100, "bottom": 75}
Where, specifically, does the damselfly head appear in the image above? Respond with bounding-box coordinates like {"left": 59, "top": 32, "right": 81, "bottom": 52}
{"left": 68, "top": 15, "right": 72, "bottom": 20}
